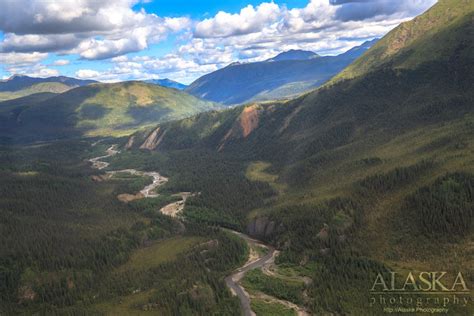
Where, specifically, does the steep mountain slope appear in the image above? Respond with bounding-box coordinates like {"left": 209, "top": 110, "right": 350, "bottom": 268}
{"left": 186, "top": 40, "right": 376, "bottom": 105}
{"left": 144, "top": 78, "right": 188, "bottom": 90}
{"left": 0, "top": 81, "right": 217, "bottom": 142}
{"left": 333, "top": 0, "right": 474, "bottom": 81}
{"left": 122, "top": 1, "right": 473, "bottom": 314}
{"left": 0, "top": 75, "right": 96, "bottom": 101}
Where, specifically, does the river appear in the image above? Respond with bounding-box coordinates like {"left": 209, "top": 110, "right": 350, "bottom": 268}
{"left": 88, "top": 144, "right": 308, "bottom": 316}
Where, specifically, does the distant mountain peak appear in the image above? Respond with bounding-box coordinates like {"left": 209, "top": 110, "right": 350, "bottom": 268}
{"left": 267, "top": 49, "right": 319, "bottom": 62}
{"left": 228, "top": 62, "right": 243, "bottom": 67}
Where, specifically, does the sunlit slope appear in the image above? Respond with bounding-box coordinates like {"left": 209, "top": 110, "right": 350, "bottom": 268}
{"left": 0, "top": 81, "right": 218, "bottom": 142}
{"left": 333, "top": 0, "right": 474, "bottom": 82}
{"left": 0, "top": 82, "right": 72, "bottom": 102}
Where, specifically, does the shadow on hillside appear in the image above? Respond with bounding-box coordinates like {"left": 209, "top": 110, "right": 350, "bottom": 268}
{"left": 5, "top": 85, "right": 102, "bottom": 143}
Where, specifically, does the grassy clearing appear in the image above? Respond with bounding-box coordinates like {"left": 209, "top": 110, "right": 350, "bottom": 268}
{"left": 117, "top": 236, "right": 204, "bottom": 272}
{"left": 95, "top": 290, "right": 158, "bottom": 316}
{"left": 246, "top": 161, "right": 287, "bottom": 193}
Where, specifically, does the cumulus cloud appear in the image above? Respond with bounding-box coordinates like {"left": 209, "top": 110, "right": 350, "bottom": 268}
{"left": 72, "top": 53, "right": 220, "bottom": 83}
{"left": 0, "top": 52, "right": 48, "bottom": 66}
{"left": 75, "top": 69, "right": 101, "bottom": 79}
{"left": 25, "top": 66, "right": 60, "bottom": 78}
{"left": 1, "top": 34, "right": 79, "bottom": 53}
{"left": 0, "top": 52, "right": 58, "bottom": 78}
{"left": 0, "top": 0, "right": 191, "bottom": 60}
{"left": 195, "top": 2, "right": 281, "bottom": 38}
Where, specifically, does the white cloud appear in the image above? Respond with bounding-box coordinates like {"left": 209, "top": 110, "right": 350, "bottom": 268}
{"left": 1, "top": 33, "right": 79, "bottom": 53}
{"left": 5, "top": 63, "right": 59, "bottom": 78}
{"left": 195, "top": 2, "right": 281, "bottom": 38}
{"left": 0, "top": 52, "right": 48, "bottom": 66}
{"left": 52, "top": 59, "right": 70, "bottom": 66}
{"left": 27, "top": 67, "right": 60, "bottom": 78}
{"left": 0, "top": 0, "right": 191, "bottom": 60}
{"left": 75, "top": 69, "right": 101, "bottom": 79}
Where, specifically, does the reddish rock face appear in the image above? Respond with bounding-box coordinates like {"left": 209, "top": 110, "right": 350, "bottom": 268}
{"left": 218, "top": 104, "right": 262, "bottom": 151}
{"left": 240, "top": 105, "right": 260, "bottom": 138}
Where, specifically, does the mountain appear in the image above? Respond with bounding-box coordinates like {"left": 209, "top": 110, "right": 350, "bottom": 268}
{"left": 0, "top": 75, "right": 96, "bottom": 92}
{"left": 0, "top": 75, "right": 97, "bottom": 101}
{"left": 123, "top": 0, "right": 473, "bottom": 314}
{"left": 333, "top": 0, "right": 473, "bottom": 82}
{"left": 144, "top": 78, "right": 188, "bottom": 90}
{"left": 266, "top": 49, "right": 319, "bottom": 62}
{"left": 0, "top": 81, "right": 217, "bottom": 142}
{"left": 185, "top": 40, "right": 377, "bottom": 105}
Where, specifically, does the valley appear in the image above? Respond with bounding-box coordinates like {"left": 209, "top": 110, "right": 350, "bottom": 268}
{"left": 0, "top": 0, "right": 473, "bottom": 315}
{"left": 89, "top": 145, "right": 306, "bottom": 316}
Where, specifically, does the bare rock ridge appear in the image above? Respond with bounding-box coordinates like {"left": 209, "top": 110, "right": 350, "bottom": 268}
{"left": 246, "top": 217, "right": 276, "bottom": 239}
{"left": 140, "top": 127, "right": 167, "bottom": 150}
{"left": 136, "top": 104, "right": 263, "bottom": 152}
{"left": 218, "top": 104, "right": 262, "bottom": 151}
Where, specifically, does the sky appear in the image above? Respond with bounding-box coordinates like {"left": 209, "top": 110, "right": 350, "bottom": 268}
{"left": 0, "top": 0, "right": 437, "bottom": 84}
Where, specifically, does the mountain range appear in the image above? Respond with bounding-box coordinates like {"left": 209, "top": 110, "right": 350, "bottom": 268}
{"left": 0, "top": 40, "right": 378, "bottom": 142}
{"left": 185, "top": 39, "right": 377, "bottom": 105}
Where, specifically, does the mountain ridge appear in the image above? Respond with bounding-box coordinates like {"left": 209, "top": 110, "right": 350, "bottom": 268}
{"left": 0, "top": 75, "right": 96, "bottom": 92}
{"left": 266, "top": 49, "right": 319, "bottom": 62}
{"left": 0, "top": 75, "right": 98, "bottom": 101}
{"left": 185, "top": 40, "right": 377, "bottom": 105}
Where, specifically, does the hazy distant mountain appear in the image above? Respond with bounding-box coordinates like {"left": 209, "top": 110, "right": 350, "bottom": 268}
{"left": 186, "top": 40, "right": 377, "bottom": 105}
{"left": 0, "top": 75, "right": 97, "bottom": 101}
{"left": 0, "top": 75, "right": 96, "bottom": 92}
{"left": 144, "top": 78, "right": 188, "bottom": 90}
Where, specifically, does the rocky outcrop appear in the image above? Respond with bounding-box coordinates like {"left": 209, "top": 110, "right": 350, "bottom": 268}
{"left": 240, "top": 105, "right": 261, "bottom": 138}
{"left": 246, "top": 216, "right": 276, "bottom": 239}
{"left": 125, "top": 135, "right": 135, "bottom": 149}
{"left": 140, "top": 127, "right": 167, "bottom": 150}
{"left": 218, "top": 104, "right": 262, "bottom": 151}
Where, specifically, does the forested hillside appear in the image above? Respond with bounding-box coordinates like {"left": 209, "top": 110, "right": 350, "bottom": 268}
{"left": 0, "top": 140, "right": 248, "bottom": 315}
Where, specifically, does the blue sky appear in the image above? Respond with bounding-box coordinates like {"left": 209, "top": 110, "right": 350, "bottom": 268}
{"left": 134, "top": 0, "right": 310, "bottom": 18}
{"left": 0, "top": 0, "right": 436, "bottom": 84}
